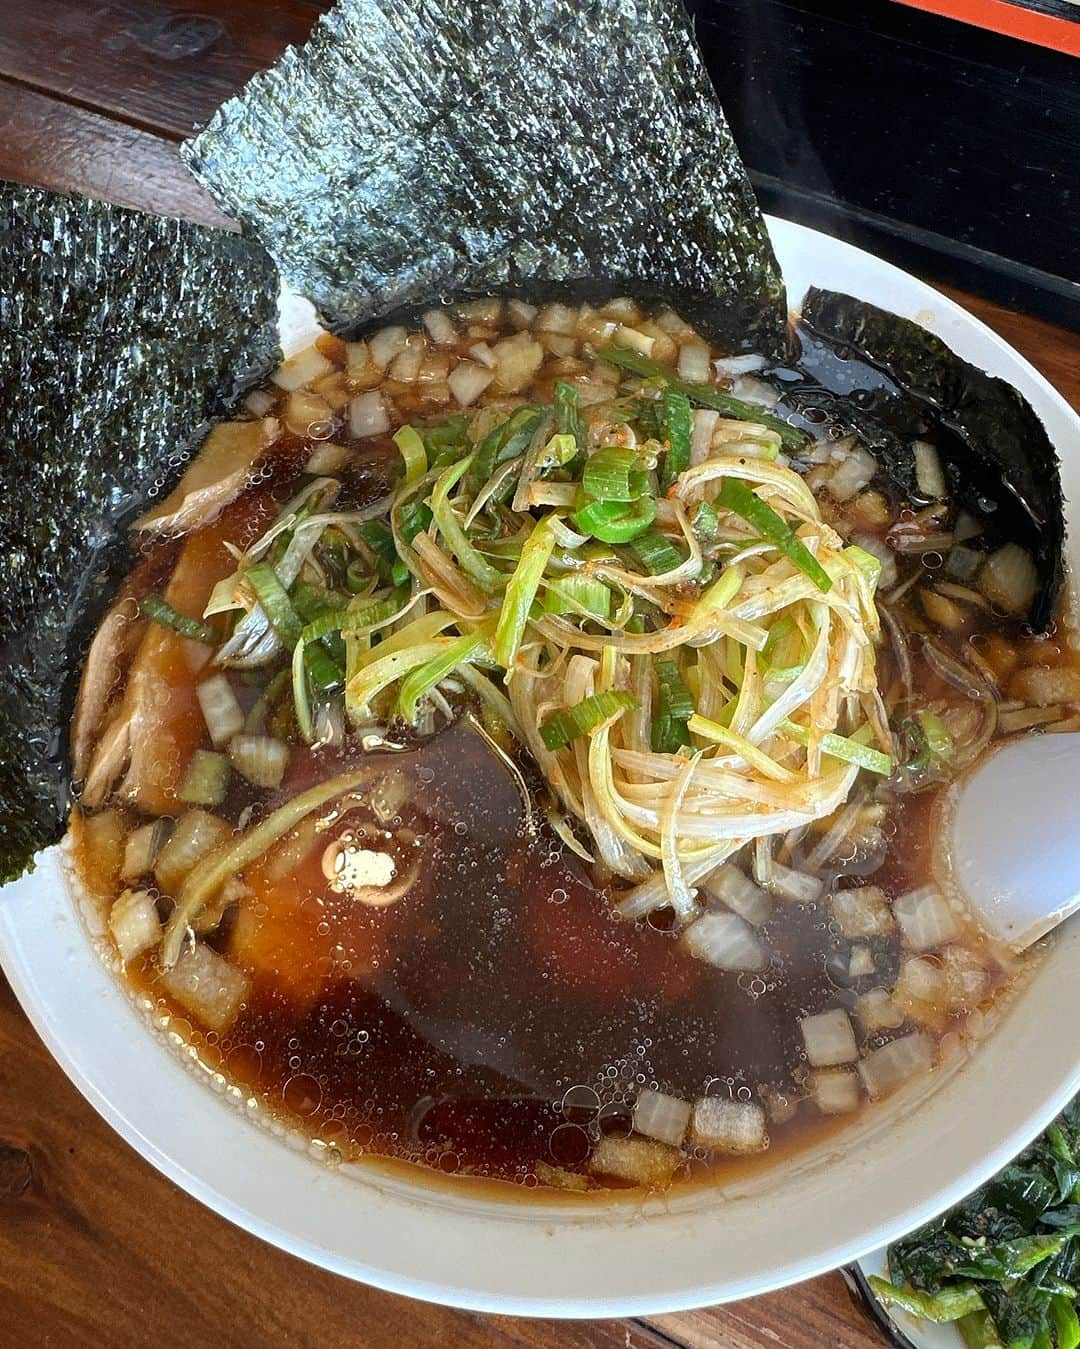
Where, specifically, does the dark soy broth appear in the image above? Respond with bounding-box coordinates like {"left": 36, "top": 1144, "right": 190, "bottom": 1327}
{"left": 70, "top": 296, "right": 1077, "bottom": 1193}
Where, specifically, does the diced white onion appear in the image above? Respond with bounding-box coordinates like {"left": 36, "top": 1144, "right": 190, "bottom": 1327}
{"left": 940, "top": 945, "right": 991, "bottom": 1010}
{"left": 893, "top": 956, "right": 948, "bottom": 1028}
{"left": 344, "top": 340, "right": 369, "bottom": 371}
{"left": 244, "top": 388, "right": 275, "bottom": 415}
{"left": 421, "top": 308, "right": 456, "bottom": 345}
{"left": 228, "top": 735, "right": 289, "bottom": 788}
{"left": 857, "top": 1032, "right": 934, "bottom": 1100}
{"left": 714, "top": 353, "right": 765, "bottom": 378}
{"left": 826, "top": 445, "right": 878, "bottom": 502}
{"left": 849, "top": 944, "right": 876, "bottom": 978}
{"left": 369, "top": 325, "right": 408, "bottom": 370}
{"left": 108, "top": 889, "right": 161, "bottom": 962}
{"left": 893, "top": 885, "right": 961, "bottom": 950}
{"left": 196, "top": 673, "right": 244, "bottom": 748}
{"left": 811, "top": 1069, "right": 861, "bottom": 1115}
{"left": 766, "top": 862, "right": 823, "bottom": 904}
{"left": 161, "top": 941, "right": 250, "bottom": 1033}
{"left": 682, "top": 911, "right": 766, "bottom": 971}
{"left": 733, "top": 374, "right": 780, "bottom": 408}
{"left": 467, "top": 341, "right": 497, "bottom": 369}
{"left": 283, "top": 388, "right": 332, "bottom": 437}
{"left": 633, "top": 1088, "right": 691, "bottom": 1147}
{"left": 305, "top": 442, "right": 352, "bottom": 475}
{"left": 491, "top": 332, "right": 544, "bottom": 392}
{"left": 272, "top": 344, "right": 333, "bottom": 391}
{"left": 448, "top": 360, "right": 494, "bottom": 407}
{"left": 677, "top": 341, "right": 711, "bottom": 383}
{"left": 536, "top": 303, "right": 578, "bottom": 334}
{"left": 898, "top": 954, "right": 945, "bottom": 1001}
{"left": 691, "top": 1097, "right": 768, "bottom": 1153}
{"left": 800, "top": 1008, "right": 858, "bottom": 1067}
{"left": 701, "top": 863, "right": 773, "bottom": 926}
{"left": 1010, "top": 665, "right": 1080, "bottom": 707}
{"left": 155, "top": 810, "right": 232, "bottom": 896}
{"left": 978, "top": 543, "right": 1038, "bottom": 617}
{"left": 921, "top": 589, "right": 966, "bottom": 631}
{"left": 653, "top": 307, "right": 694, "bottom": 337}
{"left": 349, "top": 390, "right": 390, "bottom": 438}
{"left": 832, "top": 885, "right": 894, "bottom": 939}
{"left": 542, "top": 332, "right": 577, "bottom": 359}
{"left": 614, "top": 324, "right": 654, "bottom": 356}
{"left": 507, "top": 298, "right": 538, "bottom": 327}
{"left": 389, "top": 343, "right": 424, "bottom": 383}
{"left": 588, "top": 1135, "right": 682, "bottom": 1187}
{"left": 913, "top": 439, "right": 947, "bottom": 499}
{"left": 857, "top": 987, "right": 905, "bottom": 1034}
{"left": 690, "top": 409, "right": 720, "bottom": 466}
{"left": 121, "top": 818, "right": 173, "bottom": 882}
{"left": 600, "top": 296, "right": 638, "bottom": 320}
{"left": 458, "top": 297, "right": 503, "bottom": 324}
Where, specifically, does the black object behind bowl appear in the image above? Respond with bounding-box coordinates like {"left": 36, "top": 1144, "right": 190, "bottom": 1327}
{"left": 689, "top": 0, "right": 1080, "bottom": 331}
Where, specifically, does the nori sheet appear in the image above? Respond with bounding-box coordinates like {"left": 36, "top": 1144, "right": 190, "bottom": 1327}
{"left": 181, "top": 0, "right": 788, "bottom": 356}
{"left": 798, "top": 287, "right": 1065, "bottom": 631}
{"left": 0, "top": 182, "right": 280, "bottom": 882}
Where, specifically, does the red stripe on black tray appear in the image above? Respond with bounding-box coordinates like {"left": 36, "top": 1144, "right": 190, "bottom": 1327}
{"left": 894, "top": 0, "right": 1080, "bottom": 55}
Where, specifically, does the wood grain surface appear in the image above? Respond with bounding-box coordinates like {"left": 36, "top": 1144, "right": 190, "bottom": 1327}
{"left": 0, "top": 4, "right": 1076, "bottom": 1346}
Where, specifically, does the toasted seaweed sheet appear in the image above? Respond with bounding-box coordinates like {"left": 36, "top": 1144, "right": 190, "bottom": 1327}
{"left": 797, "top": 288, "right": 1065, "bottom": 631}
{"left": 0, "top": 182, "right": 280, "bottom": 882}
{"left": 182, "top": 0, "right": 787, "bottom": 356}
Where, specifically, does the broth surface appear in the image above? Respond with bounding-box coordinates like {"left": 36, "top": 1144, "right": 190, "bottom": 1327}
{"left": 70, "top": 296, "right": 1078, "bottom": 1193}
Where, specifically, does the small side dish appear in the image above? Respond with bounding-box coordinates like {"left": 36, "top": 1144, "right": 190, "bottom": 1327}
{"left": 871, "top": 1096, "right": 1080, "bottom": 1349}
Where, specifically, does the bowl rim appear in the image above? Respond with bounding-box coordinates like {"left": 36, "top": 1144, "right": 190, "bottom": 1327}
{"left": 2, "top": 214, "right": 1079, "bottom": 1318}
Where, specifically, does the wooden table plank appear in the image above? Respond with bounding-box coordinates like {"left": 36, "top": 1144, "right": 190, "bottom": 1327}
{"left": 0, "top": 975, "right": 681, "bottom": 1349}
{"left": 0, "top": 78, "right": 232, "bottom": 227}
{"left": 0, "top": 1, "right": 323, "bottom": 140}
{"left": 649, "top": 1280, "right": 879, "bottom": 1349}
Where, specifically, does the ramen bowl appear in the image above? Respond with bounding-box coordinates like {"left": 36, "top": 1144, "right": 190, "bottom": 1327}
{"left": 2, "top": 217, "right": 1078, "bottom": 1316}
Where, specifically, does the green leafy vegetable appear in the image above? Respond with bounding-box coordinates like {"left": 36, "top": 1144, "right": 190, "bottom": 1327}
{"left": 540, "top": 690, "right": 638, "bottom": 751}
{"left": 429, "top": 455, "right": 505, "bottom": 592}
{"left": 691, "top": 498, "right": 720, "bottom": 539}
{"left": 471, "top": 405, "right": 546, "bottom": 486}
{"left": 630, "top": 529, "right": 685, "bottom": 576}
{"left": 599, "top": 346, "right": 804, "bottom": 451}
{"left": 571, "top": 494, "right": 657, "bottom": 543}
{"left": 393, "top": 424, "right": 427, "bottom": 484}
{"left": 493, "top": 514, "right": 558, "bottom": 670}
{"left": 397, "top": 625, "right": 489, "bottom": 723}
{"left": 140, "top": 594, "right": 216, "bottom": 644}
{"left": 542, "top": 575, "right": 612, "bottom": 619}
{"left": 880, "top": 1097, "right": 1080, "bottom": 1349}
{"left": 652, "top": 659, "right": 694, "bottom": 753}
{"left": 658, "top": 388, "right": 692, "bottom": 489}
{"left": 581, "top": 446, "right": 650, "bottom": 502}
{"left": 245, "top": 561, "right": 304, "bottom": 647}
{"left": 554, "top": 380, "right": 587, "bottom": 454}
{"left": 718, "top": 478, "right": 832, "bottom": 594}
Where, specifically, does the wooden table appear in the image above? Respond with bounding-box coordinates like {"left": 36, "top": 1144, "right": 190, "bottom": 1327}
{"left": 0, "top": 5, "right": 1076, "bottom": 1346}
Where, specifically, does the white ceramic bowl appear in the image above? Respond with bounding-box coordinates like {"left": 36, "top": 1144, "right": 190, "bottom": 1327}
{"left": 2, "top": 217, "right": 1078, "bottom": 1318}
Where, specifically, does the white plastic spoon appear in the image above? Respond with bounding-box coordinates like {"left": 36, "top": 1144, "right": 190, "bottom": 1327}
{"left": 950, "top": 732, "right": 1080, "bottom": 950}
